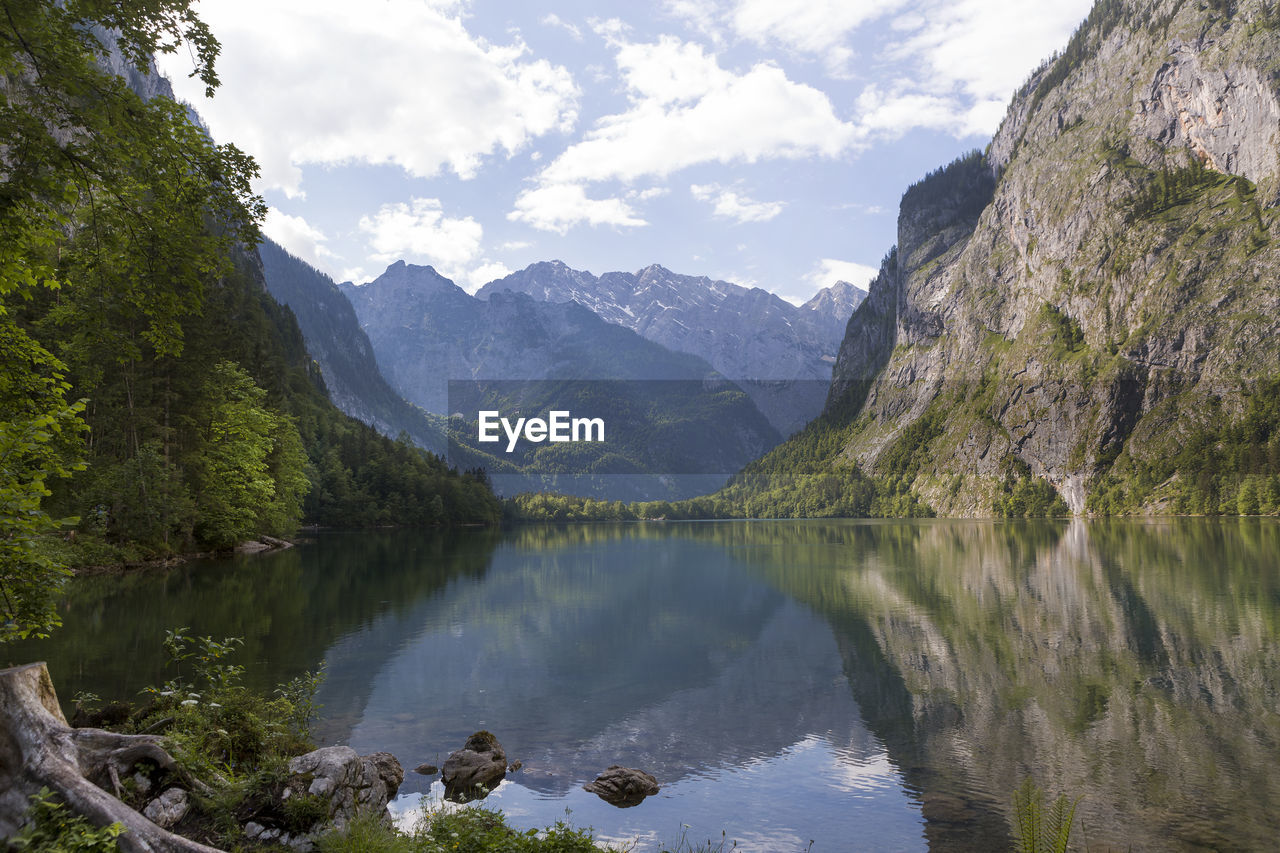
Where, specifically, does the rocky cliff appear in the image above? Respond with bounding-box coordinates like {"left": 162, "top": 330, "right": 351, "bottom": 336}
{"left": 822, "top": 0, "right": 1280, "bottom": 516}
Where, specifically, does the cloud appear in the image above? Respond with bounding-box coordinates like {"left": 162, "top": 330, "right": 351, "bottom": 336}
{"left": 508, "top": 183, "right": 647, "bottom": 234}
{"left": 541, "top": 13, "right": 583, "bottom": 40}
{"left": 804, "top": 258, "right": 880, "bottom": 292}
{"left": 511, "top": 34, "right": 855, "bottom": 232}
{"left": 539, "top": 36, "right": 856, "bottom": 186}
{"left": 157, "top": 0, "right": 579, "bottom": 196}
{"left": 690, "top": 184, "right": 784, "bottom": 223}
{"left": 464, "top": 260, "right": 514, "bottom": 291}
{"left": 261, "top": 208, "right": 338, "bottom": 270}
{"left": 731, "top": 0, "right": 905, "bottom": 74}
{"left": 358, "top": 198, "right": 484, "bottom": 280}
{"left": 886, "top": 0, "right": 1094, "bottom": 104}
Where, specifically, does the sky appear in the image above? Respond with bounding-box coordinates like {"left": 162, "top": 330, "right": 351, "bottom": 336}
{"left": 157, "top": 0, "right": 1094, "bottom": 305}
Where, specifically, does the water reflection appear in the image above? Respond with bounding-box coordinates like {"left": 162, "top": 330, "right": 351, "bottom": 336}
{"left": 13, "top": 519, "right": 1280, "bottom": 851}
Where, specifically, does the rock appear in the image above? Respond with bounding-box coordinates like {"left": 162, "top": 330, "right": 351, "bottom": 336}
{"left": 441, "top": 731, "right": 507, "bottom": 803}
{"left": 583, "top": 765, "right": 660, "bottom": 808}
{"left": 507, "top": 760, "right": 523, "bottom": 773}
{"left": 284, "top": 746, "right": 404, "bottom": 835}
{"left": 142, "top": 787, "right": 189, "bottom": 829}
{"left": 414, "top": 763, "right": 439, "bottom": 776}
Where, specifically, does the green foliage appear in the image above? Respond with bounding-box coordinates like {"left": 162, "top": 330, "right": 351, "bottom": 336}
{"left": 899, "top": 150, "right": 995, "bottom": 228}
{"left": 1126, "top": 161, "right": 1235, "bottom": 222}
{"left": 188, "top": 362, "right": 310, "bottom": 548}
{"left": 995, "top": 458, "right": 1069, "bottom": 518}
{"left": 1036, "top": 304, "right": 1085, "bottom": 355}
{"left": 136, "top": 628, "right": 319, "bottom": 779}
{"left": 0, "top": 319, "right": 86, "bottom": 640}
{"left": 1011, "top": 778, "right": 1078, "bottom": 853}
{"left": 1089, "top": 381, "right": 1280, "bottom": 516}
{"left": 507, "top": 405, "right": 938, "bottom": 522}
{"left": 318, "top": 804, "right": 605, "bottom": 853}
{"left": 9, "top": 789, "right": 123, "bottom": 853}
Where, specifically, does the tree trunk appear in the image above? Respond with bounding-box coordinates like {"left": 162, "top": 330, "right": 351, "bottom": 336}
{"left": 0, "top": 662, "right": 223, "bottom": 852}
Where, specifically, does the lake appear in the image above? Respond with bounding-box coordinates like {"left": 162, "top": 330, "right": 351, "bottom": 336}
{"left": 11, "top": 519, "right": 1280, "bottom": 851}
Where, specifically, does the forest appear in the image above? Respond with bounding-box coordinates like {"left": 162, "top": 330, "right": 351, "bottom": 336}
{"left": 0, "top": 0, "right": 499, "bottom": 643}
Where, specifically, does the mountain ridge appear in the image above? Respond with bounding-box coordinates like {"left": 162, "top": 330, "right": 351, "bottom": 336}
{"left": 477, "top": 260, "right": 864, "bottom": 434}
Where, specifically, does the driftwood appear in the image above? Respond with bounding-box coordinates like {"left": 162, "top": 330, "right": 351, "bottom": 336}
{"left": 0, "top": 662, "right": 223, "bottom": 852}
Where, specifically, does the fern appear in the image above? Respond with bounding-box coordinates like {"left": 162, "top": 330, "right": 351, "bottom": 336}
{"left": 1012, "top": 778, "right": 1079, "bottom": 853}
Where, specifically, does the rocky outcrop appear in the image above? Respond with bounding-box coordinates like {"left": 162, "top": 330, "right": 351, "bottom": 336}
{"left": 1133, "top": 39, "right": 1280, "bottom": 197}
{"left": 583, "top": 765, "right": 660, "bottom": 808}
{"left": 284, "top": 746, "right": 403, "bottom": 826}
{"left": 440, "top": 731, "right": 507, "bottom": 802}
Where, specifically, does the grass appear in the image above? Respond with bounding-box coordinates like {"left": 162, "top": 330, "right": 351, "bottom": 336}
{"left": 316, "top": 803, "right": 753, "bottom": 853}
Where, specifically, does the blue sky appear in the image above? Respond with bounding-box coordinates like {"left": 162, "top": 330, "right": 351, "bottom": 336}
{"left": 159, "top": 0, "right": 1093, "bottom": 304}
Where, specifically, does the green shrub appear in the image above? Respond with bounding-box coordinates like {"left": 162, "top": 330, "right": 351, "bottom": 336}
{"left": 9, "top": 788, "right": 124, "bottom": 852}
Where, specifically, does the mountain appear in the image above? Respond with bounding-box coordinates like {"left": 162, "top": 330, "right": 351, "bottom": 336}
{"left": 341, "top": 262, "right": 782, "bottom": 499}
{"left": 477, "top": 261, "right": 865, "bottom": 435}
{"left": 738, "top": 0, "right": 1280, "bottom": 518}
{"left": 258, "top": 240, "right": 445, "bottom": 451}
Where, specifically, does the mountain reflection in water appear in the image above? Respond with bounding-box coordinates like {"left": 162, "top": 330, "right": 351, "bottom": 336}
{"left": 15, "top": 519, "right": 1280, "bottom": 851}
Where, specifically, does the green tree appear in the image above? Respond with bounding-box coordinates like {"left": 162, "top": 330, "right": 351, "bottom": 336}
{"left": 189, "top": 362, "right": 309, "bottom": 548}
{"left": 2, "top": 0, "right": 258, "bottom": 638}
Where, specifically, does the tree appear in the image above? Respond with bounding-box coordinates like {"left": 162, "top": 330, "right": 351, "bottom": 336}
{"left": 1, "top": 0, "right": 262, "bottom": 639}
{"left": 0, "top": 317, "right": 85, "bottom": 641}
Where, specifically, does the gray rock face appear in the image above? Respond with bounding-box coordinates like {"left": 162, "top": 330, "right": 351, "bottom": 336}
{"left": 583, "top": 765, "right": 660, "bottom": 808}
{"left": 141, "top": 787, "right": 188, "bottom": 829}
{"left": 1132, "top": 39, "right": 1280, "bottom": 197}
{"left": 441, "top": 731, "right": 507, "bottom": 802}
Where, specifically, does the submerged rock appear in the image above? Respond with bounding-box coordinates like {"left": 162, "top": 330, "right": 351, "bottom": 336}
{"left": 441, "top": 731, "right": 507, "bottom": 802}
{"left": 583, "top": 765, "right": 659, "bottom": 808}
{"left": 413, "top": 763, "right": 439, "bottom": 776}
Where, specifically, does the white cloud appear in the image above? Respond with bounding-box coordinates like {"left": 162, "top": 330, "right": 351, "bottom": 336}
{"left": 157, "top": 0, "right": 579, "bottom": 196}
{"left": 262, "top": 208, "right": 338, "bottom": 270}
{"left": 358, "top": 198, "right": 484, "bottom": 281}
{"left": 508, "top": 184, "right": 647, "bottom": 234}
{"left": 465, "top": 260, "right": 514, "bottom": 291}
{"left": 627, "top": 187, "right": 670, "bottom": 201}
{"left": 541, "top": 13, "right": 583, "bottom": 40}
{"left": 887, "top": 0, "right": 1094, "bottom": 104}
{"left": 804, "top": 258, "right": 879, "bottom": 292}
{"left": 539, "top": 37, "right": 856, "bottom": 187}
{"left": 731, "top": 0, "right": 905, "bottom": 74}
{"left": 662, "top": 0, "right": 726, "bottom": 44}
{"left": 690, "top": 183, "right": 784, "bottom": 223}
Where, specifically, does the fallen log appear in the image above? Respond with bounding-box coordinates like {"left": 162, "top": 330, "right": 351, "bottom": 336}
{"left": 0, "top": 662, "right": 223, "bottom": 852}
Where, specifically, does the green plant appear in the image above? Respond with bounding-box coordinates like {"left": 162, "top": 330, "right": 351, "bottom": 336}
{"left": 9, "top": 788, "right": 124, "bottom": 852}
{"left": 1011, "top": 777, "right": 1079, "bottom": 853}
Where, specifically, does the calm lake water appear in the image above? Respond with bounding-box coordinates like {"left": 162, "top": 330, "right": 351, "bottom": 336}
{"left": 11, "top": 519, "right": 1280, "bottom": 851}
